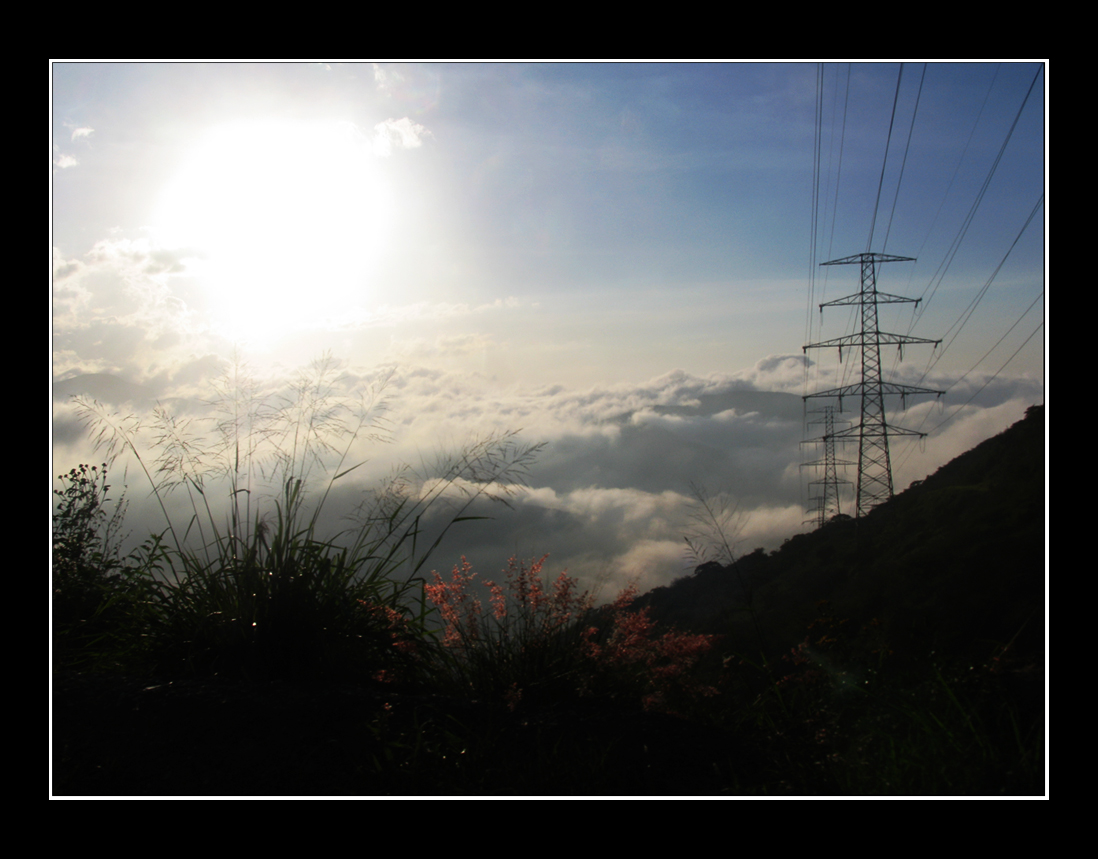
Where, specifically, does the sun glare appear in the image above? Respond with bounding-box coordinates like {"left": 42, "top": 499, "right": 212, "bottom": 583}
{"left": 153, "top": 118, "right": 392, "bottom": 344}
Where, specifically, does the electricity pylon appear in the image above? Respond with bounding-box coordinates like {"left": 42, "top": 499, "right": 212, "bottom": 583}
{"left": 803, "top": 252, "right": 942, "bottom": 518}
{"left": 801, "top": 405, "right": 853, "bottom": 528}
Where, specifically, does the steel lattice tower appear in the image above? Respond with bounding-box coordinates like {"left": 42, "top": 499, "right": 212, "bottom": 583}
{"left": 801, "top": 405, "right": 853, "bottom": 528}
{"left": 803, "top": 253, "right": 942, "bottom": 518}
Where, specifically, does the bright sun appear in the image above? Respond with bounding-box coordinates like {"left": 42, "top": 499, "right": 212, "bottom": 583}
{"left": 153, "top": 118, "right": 391, "bottom": 344}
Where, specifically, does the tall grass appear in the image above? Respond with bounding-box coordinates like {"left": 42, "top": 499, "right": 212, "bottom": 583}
{"left": 65, "top": 354, "right": 543, "bottom": 681}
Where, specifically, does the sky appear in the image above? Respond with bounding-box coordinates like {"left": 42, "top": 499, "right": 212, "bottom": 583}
{"left": 51, "top": 62, "right": 1046, "bottom": 599}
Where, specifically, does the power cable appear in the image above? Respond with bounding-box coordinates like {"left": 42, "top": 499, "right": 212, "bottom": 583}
{"left": 881, "top": 63, "right": 927, "bottom": 255}
{"left": 931, "top": 194, "right": 1044, "bottom": 371}
{"left": 905, "top": 64, "right": 1001, "bottom": 302}
{"left": 911, "top": 64, "right": 1043, "bottom": 329}
{"left": 893, "top": 294, "right": 1043, "bottom": 472}
{"left": 867, "top": 64, "right": 905, "bottom": 254}
{"left": 923, "top": 321, "right": 1043, "bottom": 437}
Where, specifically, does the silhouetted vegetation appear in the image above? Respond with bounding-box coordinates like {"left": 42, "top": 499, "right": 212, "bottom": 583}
{"left": 638, "top": 404, "right": 1045, "bottom": 793}
{"left": 52, "top": 395, "right": 1045, "bottom": 795}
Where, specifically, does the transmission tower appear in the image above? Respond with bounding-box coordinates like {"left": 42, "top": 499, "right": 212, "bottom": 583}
{"left": 801, "top": 405, "right": 853, "bottom": 528}
{"left": 803, "top": 252, "right": 942, "bottom": 518}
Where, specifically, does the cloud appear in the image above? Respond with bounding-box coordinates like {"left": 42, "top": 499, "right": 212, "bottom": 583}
{"left": 733, "top": 353, "right": 813, "bottom": 392}
{"left": 143, "top": 248, "right": 194, "bottom": 275}
{"left": 372, "top": 64, "right": 403, "bottom": 93}
{"left": 54, "top": 125, "right": 94, "bottom": 168}
{"left": 52, "top": 344, "right": 1043, "bottom": 604}
{"left": 53, "top": 247, "right": 83, "bottom": 280}
{"left": 373, "top": 117, "right": 430, "bottom": 156}
{"left": 51, "top": 238, "right": 219, "bottom": 381}
{"left": 53, "top": 146, "right": 78, "bottom": 169}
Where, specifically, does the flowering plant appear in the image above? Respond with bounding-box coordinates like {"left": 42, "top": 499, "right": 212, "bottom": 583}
{"left": 580, "top": 586, "right": 719, "bottom": 712}
{"left": 426, "top": 556, "right": 718, "bottom": 713}
{"left": 426, "top": 556, "right": 596, "bottom": 706}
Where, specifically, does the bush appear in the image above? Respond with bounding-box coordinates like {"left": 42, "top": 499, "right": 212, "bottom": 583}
{"left": 580, "top": 586, "right": 720, "bottom": 713}
{"left": 52, "top": 463, "right": 156, "bottom": 669}
{"left": 53, "top": 463, "right": 122, "bottom": 600}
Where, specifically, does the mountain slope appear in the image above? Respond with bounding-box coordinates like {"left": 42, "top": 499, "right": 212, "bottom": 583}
{"left": 641, "top": 404, "right": 1046, "bottom": 666}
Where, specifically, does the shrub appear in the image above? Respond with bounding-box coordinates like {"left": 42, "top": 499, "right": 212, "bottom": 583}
{"left": 53, "top": 463, "right": 122, "bottom": 591}
{"left": 52, "top": 463, "right": 156, "bottom": 669}
{"left": 580, "top": 586, "right": 720, "bottom": 713}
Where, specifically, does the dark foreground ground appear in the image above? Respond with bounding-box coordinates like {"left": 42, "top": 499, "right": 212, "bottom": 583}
{"left": 53, "top": 670, "right": 753, "bottom": 796}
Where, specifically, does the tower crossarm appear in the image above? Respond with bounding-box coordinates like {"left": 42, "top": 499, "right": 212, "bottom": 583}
{"left": 801, "top": 456, "right": 856, "bottom": 469}
{"left": 804, "top": 332, "right": 942, "bottom": 351}
{"left": 819, "top": 291, "right": 922, "bottom": 309}
{"left": 804, "top": 381, "right": 942, "bottom": 414}
{"left": 799, "top": 437, "right": 856, "bottom": 457}
{"left": 820, "top": 253, "right": 916, "bottom": 267}
{"left": 808, "top": 477, "right": 852, "bottom": 489}
{"left": 830, "top": 422, "right": 928, "bottom": 440}
{"left": 804, "top": 381, "right": 943, "bottom": 400}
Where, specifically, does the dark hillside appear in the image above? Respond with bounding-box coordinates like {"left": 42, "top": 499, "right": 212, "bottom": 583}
{"left": 625, "top": 405, "right": 1045, "bottom": 794}
{"left": 641, "top": 404, "right": 1046, "bottom": 669}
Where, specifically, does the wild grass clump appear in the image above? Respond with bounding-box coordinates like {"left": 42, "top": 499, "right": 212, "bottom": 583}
{"left": 425, "top": 555, "right": 718, "bottom": 714}
{"left": 425, "top": 556, "right": 596, "bottom": 706}
{"left": 60, "top": 354, "right": 542, "bottom": 682}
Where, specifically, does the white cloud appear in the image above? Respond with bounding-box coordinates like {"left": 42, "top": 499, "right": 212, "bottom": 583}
{"left": 372, "top": 63, "right": 403, "bottom": 92}
{"left": 51, "top": 237, "right": 217, "bottom": 380}
{"left": 373, "top": 117, "right": 430, "bottom": 156}
{"left": 53, "top": 340, "right": 1044, "bottom": 603}
{"left": 608, "top": 539, "right": 686, "bottom": 595}
{"left": 53, "top": 146, "right": 78, "bottom": 169}
{"left": 733, "top": 353, "right": 813, "bottom": 393}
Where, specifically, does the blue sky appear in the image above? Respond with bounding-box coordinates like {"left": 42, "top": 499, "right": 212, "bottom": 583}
{"left": 52, "top": 62, "right": 1046, "bottom": 595}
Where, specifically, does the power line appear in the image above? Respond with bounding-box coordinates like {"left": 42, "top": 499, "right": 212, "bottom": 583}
{"left": 881, "top": 63, "right": 927, "bottom": 254}
{"left": 894, "top": 295, "right": 1043, "bottom": 460}
{"left": 911, "top": 64, "right": 1043, "bottom": 328}
{"left": 904, "top": 64, "right": 1001, "bottom": 293}
{"left": 929, "top": 194, "right": 1044, "bottom": 370}
{"left": 922, "top": 321, "right": 1043, "bottom": 438}
{"left": 866, "top": 65, "right": 905, "bottom": 254}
